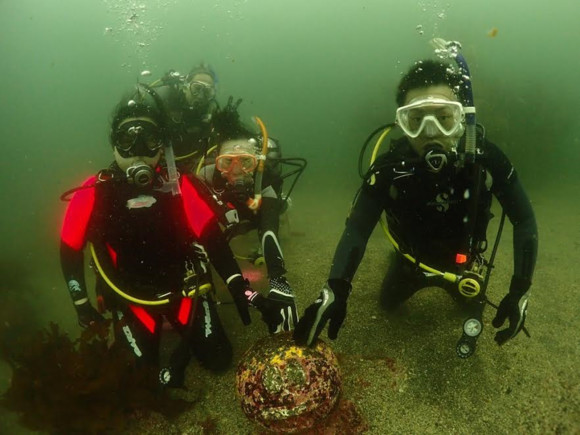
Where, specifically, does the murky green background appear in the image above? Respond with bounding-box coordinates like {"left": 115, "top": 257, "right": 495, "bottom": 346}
{"left": 1, "top": 0, "right": 579, "bottom": 432}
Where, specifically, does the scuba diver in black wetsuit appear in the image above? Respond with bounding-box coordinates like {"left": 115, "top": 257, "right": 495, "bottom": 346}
{"left": 295, "top": 43, "right": 538, "bottom": 357}
{"left": 59, "top": 85, "right": 284, "bottom": 387}
{"left": 148, "top": 63, "right": 306, "bottom": 333}
{"left": 197, "top": 115, "right": 306, "bottom": 334}
{"left": 147, "top": 63, "right": 222, "bottom": 174}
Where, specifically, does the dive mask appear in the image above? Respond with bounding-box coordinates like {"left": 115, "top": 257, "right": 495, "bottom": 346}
{"left": 113, "top": 119, "right": 163, "bottom": 158}
{"left": 216, "top": 141, "right": 258, "bottom": 174}
{"left": 189, "top": 80, "right": 216, "bottom": 101}
{"left": 396, "top": 98, "right": 465, "bottom": 139}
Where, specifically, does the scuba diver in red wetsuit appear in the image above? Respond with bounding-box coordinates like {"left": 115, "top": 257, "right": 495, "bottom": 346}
{"left": 59, "top": 84, "right": 284, "bottom": 387}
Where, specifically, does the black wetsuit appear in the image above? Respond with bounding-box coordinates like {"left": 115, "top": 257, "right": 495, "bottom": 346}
{"left": 152, "top": 82, "right": 214, "bottom": 173}
{"left": 199, "top": 161, "right": 287, "bottom": 279}
{"left": 60, "top": 164, "right": 242, "bottom": 375}
{"left": 329, "top": 136, "right": 538, "bottom": 308}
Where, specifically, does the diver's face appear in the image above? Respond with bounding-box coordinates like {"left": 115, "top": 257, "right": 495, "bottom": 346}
{"left": 184, "top": 72, "right": 216, "bottom": 107}
{"left": 403, "top": 85, "right": 464, "bottom": 156}
{"left": 216, "top": 139, "right": 257, "bottom": 187}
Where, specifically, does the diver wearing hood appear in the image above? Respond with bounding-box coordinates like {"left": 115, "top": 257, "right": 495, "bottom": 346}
{"left": 295, "top": 59, "right": 538, "bottom": 352}
{"left": 59, "top": 86, "right": 284, "bottom": 387}
{"left": 149, "top": 63, "right": 220, "bottom": 173}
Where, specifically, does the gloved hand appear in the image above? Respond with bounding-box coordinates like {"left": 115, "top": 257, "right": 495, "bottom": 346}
{"left": 227, "top": 276, "right": 252, "bottom": 325}
{"left": 75, "top": 301, "right": 105, "bottom": 329}
{"left": 267, "top": 276, "right": 299, "bottom": 333}
{"left": 293, "top": 279, "right": 350, "bottom": 347}
{"left": 228, "top": 276, "right": 285, "bottom": 331}
{"left": 212, "top": 96, "right": 242, "bottom": 129}
{"left": 247, "top": 291, "right": 285, "bottom": 333}
{"left": 492, "top": 276, "right": 531, "bottom": 345}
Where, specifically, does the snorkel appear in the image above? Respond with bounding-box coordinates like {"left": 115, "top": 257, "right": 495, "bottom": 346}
{"left": 430, "top": 38, "right": 477, "bottom": 163}
{"left": 247, "top": 116, "right": 269, "bottom": 211}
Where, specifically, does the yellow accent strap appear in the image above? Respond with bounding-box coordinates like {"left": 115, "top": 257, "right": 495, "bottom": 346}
{"left": 89, "top": 243, "right": 211, "bottom": 306}
{"left": 370, "top": 127, "right": 460, "bottom": 284}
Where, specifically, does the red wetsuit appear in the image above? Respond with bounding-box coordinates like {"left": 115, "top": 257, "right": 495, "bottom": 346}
{"left": 60, "top": 165, "right": 242, "bottom": 377}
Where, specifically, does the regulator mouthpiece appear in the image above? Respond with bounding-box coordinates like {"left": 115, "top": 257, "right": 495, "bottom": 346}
{"left": 126, "top": 162, "right": 155, "bottom": 187}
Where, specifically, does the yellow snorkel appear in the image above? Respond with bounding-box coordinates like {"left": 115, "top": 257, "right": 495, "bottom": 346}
{"left": 247, "top": 116, "right": 269, "bottom": 211}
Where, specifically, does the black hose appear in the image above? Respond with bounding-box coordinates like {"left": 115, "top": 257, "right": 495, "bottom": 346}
{"left": 273, "top": 157, "right": 307, "bottom": 205}
{"left": 358, "top": 123, "right": 396, "bottom": 178}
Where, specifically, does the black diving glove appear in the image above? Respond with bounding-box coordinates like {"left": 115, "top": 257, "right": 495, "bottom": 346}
{"left": 227, "top": 276, "right": 253, "bottom": 325}
{"left": 212, "top": 96, "right": 243, "bottom": 129}
{"left": 294, "top": 279, "right": 350, "bottom": 347}
{"left": 267, "top": 276, "right": 299, "bottom": 333}
{"left": 492, "top": 276, "right": 531, "bottom": 345}
{"left": 74, "top": 301, "right": 105, "bottom": 329}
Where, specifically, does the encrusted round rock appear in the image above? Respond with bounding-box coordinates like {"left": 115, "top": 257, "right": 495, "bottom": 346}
{"left": 236, "top": 332, "right": 341, "bottom": 432}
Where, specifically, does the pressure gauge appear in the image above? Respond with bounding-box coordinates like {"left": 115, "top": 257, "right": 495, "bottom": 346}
{"left": 463, "top": 318, "right": 482, "bottom": 337}
{"left": 456, "top": 341, "right": 474, "bottom": 358}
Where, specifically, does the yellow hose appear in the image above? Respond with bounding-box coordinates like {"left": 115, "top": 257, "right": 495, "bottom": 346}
{"left": 89, "top": 243, "right": 211, "bottom": 305}
{"left": 195, "top": 145, "right": 218, "bottom": 175}
{"left": 175, "top": 150, "right": 198, "bottom": 161}
{"left": 370, "top": 127, "right": 459, "bottom": 284}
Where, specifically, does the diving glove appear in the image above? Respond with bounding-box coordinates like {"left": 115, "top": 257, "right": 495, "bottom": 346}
{"left": 228, "top": 276, "right": 284, "bottom": 331}
{"left": 267, "top": 276, "right": 299, "bottom": 333}
{"left": 227, "top": 276, "right": 253, "bottom": 325}
{"left": 294, "top": 279, "right": 350, "bottom": 347}
{"left": 74, "top": 300, "right": 105, "bottom": 329}
{"left": 492, "top": 276, "right": 531, "bottom": 345}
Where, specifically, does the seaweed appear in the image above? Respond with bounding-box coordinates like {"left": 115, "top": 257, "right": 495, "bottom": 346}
{"left": 1, "top": 321, "right": 193, "bottom": 434}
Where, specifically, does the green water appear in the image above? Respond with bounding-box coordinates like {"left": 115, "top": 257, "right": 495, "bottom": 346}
{"left": 1, "top": 0, "right": 579, "bottom": 432}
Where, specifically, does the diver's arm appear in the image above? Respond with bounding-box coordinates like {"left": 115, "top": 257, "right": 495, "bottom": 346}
{"left": 258, "top": 165, "right": 284, "bottom": 236}
{"left": 199, "top": 218, "right": 243, "bottom": 282}
{"left": 328, "top": 184, "right": 385, "bottom": 284}
{"left": 495, "top": 176, "right": 538, "bottom": 285}
{"left": 59, "top": 177, "right": 96, "bottom": 304}
{"left": 258, "top": 194, "right": 286, "bottom": 279}
{"left": 60, "top": 241, "right": 90, "bottom": 305}
{"left": 485, "top": 141, "right": 538, "bottom": 284}
{"left": 294, "top": 183, "right": 384, "bottom": 346}
{"left": 486, "top": 141, "right": 538, "bottom": 344}
{"left": 199, "top": 204, "right": 285, "bottom": 330}
{"left": 59, "top": 178, "right": 104, "bottom": 326}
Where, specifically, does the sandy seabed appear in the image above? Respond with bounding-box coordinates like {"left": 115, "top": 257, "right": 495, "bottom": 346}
{"left": 2, "top": 181, "right": 579, "bottom": 434}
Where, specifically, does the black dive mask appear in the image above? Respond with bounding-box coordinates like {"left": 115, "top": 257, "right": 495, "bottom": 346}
{"left": 113, "top": 120, "right": 163, "bottom": 158}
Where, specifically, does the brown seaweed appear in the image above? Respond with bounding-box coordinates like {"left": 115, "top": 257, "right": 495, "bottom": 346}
{"left": 1, "top": 321, "right": 192, "bottom": 434}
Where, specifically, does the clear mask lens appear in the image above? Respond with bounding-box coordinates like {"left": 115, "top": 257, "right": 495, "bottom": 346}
{"left": 216, "top": 153, "right": 257, "bottom": 173}
{"left": 189, "top": 80, "right": 215, "bottom": 100}
{"left": 396, "top": 98, "right": 464, "bottom": 138}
